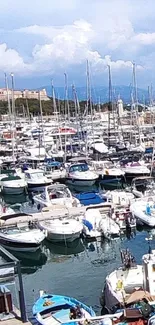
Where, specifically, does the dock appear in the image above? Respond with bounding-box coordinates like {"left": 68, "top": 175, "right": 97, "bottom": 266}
{"left": 0, "top": 203, "right": 112, "bottom": 226}
{"left": 1, "top": 318, "right": 32, "bottom": 325}
{"left": 0, "top": 307, "right": 32, "bottom": 325}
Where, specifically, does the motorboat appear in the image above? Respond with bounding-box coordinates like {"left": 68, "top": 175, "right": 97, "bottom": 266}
{"left": 33, "top": 292, "right": 96, "bottom": 325}
{"left": 105, "top": 190, "right": 135, "bottom": 207}
{"left": 33, "top": 183, "right": 81, "bottom": 210}
{"left": 100, "top": 248, "right": 155, "bottom": 314}
{"left": 82, "top": 205, "right": 120, "bottom": 239}
{"left": 131, "top": 176, "right": 155, "bottom": 198}
{"left": 66, "top": 163, "right": 98, "bottom": 186}
{"left": 89, "top": 160, "right": 125, "bottom": 184}
{"left": 24, "top": 168, "right": 52, "bottom": 188}
{"left": 38, "top": 217, "right": 83, "bottom": 242}
{"left": 121, "top": 161, "right": 150, "bottom": 179}
{"left": 130, "top": 197, "right": 155, "bottom": 227}
{"left": 1, "top": 175, "right": 27, "bottom": 195}
{"left": 0, "top": 221, "right": 46, "bottom": 252}
{"left": 42, "top": 160, "right": 67, "bottom": 181}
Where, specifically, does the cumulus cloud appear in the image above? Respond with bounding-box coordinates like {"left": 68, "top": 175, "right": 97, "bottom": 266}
{"left": 0, "top": 0, "right": 155, "bottom": 84}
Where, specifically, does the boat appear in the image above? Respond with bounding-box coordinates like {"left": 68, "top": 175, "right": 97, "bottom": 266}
{"left": 121, "top": 161, "right": 150, "bottom": 180}
{"left": 1, "top": 175, "right": 27, "bottom": 195}
{"left": 66, "top": 163, "right": 98, "bottom": 187}
{"left": 105, "top": 189, "right": 135, "bottom": 207}
{"left": 33, "top": 183, "right": 81, "bottom": 210}
{"left": 43, "top": 160, "right": 67, "bottom": 181}
{"left": 24, "top": 168, "right": 52, "bottom": 189}
{"left": 131, "top": 176, "right": 155, "bottom": 198}
{"left": 38, "top": 217, "right": 83, "bottom": 242}
{"left": 82, "top": 205, "right": 120, "bottom": 239}
{"left": 0, "top": 220, "right": 46, "bottom": 252}
{"left": 33, "top": 292, "right": 96, "bottom": 325}
{"left": 130, "top": 197, "right": 155, "bottom": 227}
{"left": 101, "top": 246, "right": 155, "bottom": 315}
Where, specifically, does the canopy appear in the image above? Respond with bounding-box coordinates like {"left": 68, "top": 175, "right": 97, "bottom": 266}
{"left": 125, "top": 290, "right": 155, "bottom": 305}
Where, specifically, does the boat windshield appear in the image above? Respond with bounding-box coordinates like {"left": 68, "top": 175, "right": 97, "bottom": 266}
{"left": 70, "top": 164, "right": 89, "bottom": 172}
{"left": 48, "top": 187, "right": 71, "bottom": 199}
{"left": 26, "top": 172, "right": 44, "bottom": 179}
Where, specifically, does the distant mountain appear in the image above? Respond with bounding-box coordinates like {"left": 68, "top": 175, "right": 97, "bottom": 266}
{"left": 44, "top": 85, "right": 149, "bottom": 103}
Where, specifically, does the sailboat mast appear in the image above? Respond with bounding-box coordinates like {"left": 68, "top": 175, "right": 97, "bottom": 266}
{"left": 108, "top": 65, "right": 112, "bottom": 149}
{"left": 10, "top": 73, "right": 16, "bottom": 163}
{"left": 52, "top": 80, "right": 63, "bottom": 152}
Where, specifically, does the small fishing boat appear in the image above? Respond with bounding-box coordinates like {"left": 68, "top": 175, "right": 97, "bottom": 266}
{"left": 100, "top": 248, "right": 155, "bottom": 314}
{"left": 33, "top": 292, "right": 96, "bottom": 325}
{"left": 38, "top": 218, "right": 83, "bottom": 242}
{"left": 66, "top": 163, "right": 98, "bottom": 187}
{"left": 33, "top": 183, "right": 81, "bottom": 209}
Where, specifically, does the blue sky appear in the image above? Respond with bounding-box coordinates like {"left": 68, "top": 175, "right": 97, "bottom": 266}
{"left": 0, "top": 0, "right": 155, "bottom": 88}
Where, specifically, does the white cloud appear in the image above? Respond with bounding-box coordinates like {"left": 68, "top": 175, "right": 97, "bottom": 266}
{"left": 0, "top": 0, "right": 155, "bottom": 84}
{"left": 0, "top": 43, "right": 26, "bottom": 73}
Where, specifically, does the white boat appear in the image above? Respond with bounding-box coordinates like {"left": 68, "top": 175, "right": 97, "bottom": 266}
{"left": 131, "top": 176, "right": 155, "bottom": 198}
{"left": 121, "top": 161, "right": 150, "bottom": 179}
{"left": 1, "top": 175, "right": 27, "bottom": 195}
{"left": 43, "top": 161, "right": 67, "bottom": 181}
{"left": 89, "top": 160, "right": 125, "bottom": 183}
{"left": 130, "top": 197, "right": 155, "bottom": 227}
{"left": 0, "top": 221, "right": 46, "bottom": 252}
{"left": 24, "top": 168, "right": 52, "bottom": 188}
{"left": 101, "top": 248, "right": 155, "bottom": 313}
{"left": 105, "top": 190, "right": 135, "bottom": 207}
{"left": 66, "top": 163, "right": 98, "bottom": 186}
{"left": 82, "top": 205, "right": 120, "bottom": 239}
{"left": 33, "top": 183, "right": 81, "bottom": 209}
{"left": 38, "top": 218, "right": 83, "bottom": 242}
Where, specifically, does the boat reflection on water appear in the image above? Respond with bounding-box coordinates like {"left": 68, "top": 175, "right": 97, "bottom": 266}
{"left": 44, "top": 238, "right": 85, "bottom": 259}
{"left": 7, "top": 247, "right": 47, "bottom": 275}
{"left": 1, "top": 193, "right": 27, "bottom": 205}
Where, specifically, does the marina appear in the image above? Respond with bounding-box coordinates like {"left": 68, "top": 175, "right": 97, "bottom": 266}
{"left": 1, "top": 43, "right": 155, "bottom": 325}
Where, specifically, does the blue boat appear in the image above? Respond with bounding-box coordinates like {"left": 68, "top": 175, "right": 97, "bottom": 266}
{"left": 75, "top": 191, "right": 107, "bottom": 206}
{"left": 33, "top": 293, "right": 96, "bottom": 325}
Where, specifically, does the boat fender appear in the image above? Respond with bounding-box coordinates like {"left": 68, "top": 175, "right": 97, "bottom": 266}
{"left": 105, "top": 170, "right": 109, "bottom": 175}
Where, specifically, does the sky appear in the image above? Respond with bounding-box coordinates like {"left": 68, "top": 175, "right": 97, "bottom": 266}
{"left": 0, "top": 0, "right": 155, "bottom": 89}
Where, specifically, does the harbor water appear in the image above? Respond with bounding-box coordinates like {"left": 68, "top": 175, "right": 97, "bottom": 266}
{"left": 0, "top": 184, "right": 154, "bottom": 323}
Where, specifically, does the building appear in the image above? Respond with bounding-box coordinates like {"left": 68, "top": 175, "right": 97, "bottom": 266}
{"left": 0, "top": 88, "right": 50, "bottom": 101}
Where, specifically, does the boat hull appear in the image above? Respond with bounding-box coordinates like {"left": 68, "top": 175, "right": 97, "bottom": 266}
{"left": 0, "top": 238, "right": 41, "bottom": 252}
{"left": 66, "top": 178, "right": 97, "bottom": 187}
{"left": 27, "top": 181, "right": 51, "bottom": 188}
{"left": 1, "top": 186, "right": 26, "bottom": 195}
{"left": 46, "top": 231, "right": 82, "bottom": 242}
